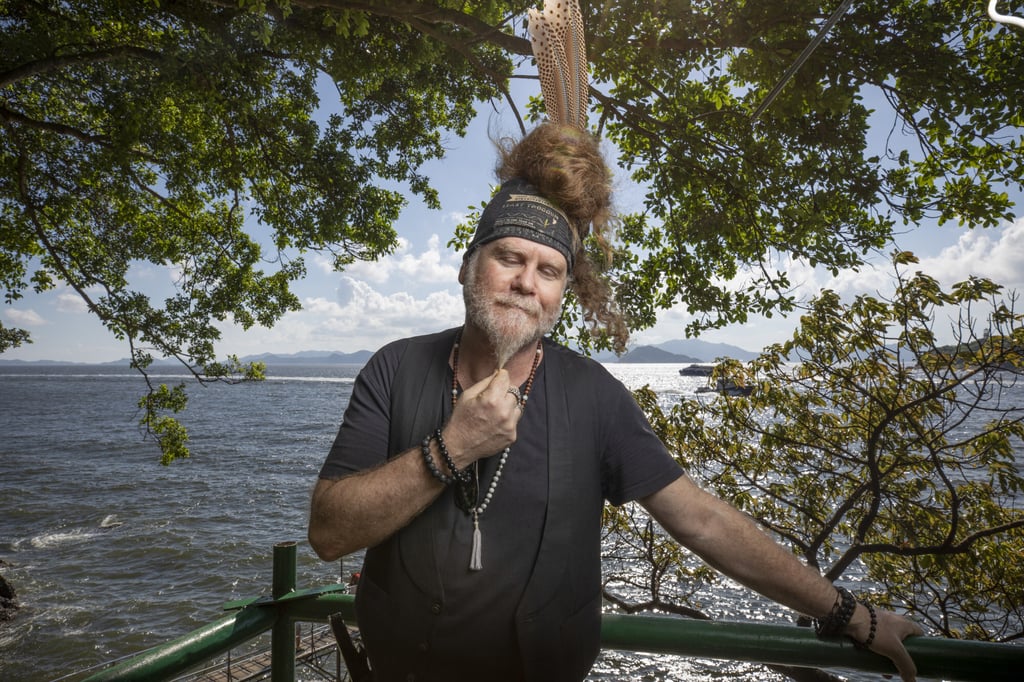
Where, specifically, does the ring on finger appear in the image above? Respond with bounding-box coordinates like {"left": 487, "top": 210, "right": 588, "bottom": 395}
{"left": 507, "top": 386, "right": 521, "bottom": 401}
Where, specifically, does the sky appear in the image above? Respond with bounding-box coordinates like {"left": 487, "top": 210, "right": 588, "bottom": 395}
{"left": 4, "top": 56, "right": 1024, "bottom": 364}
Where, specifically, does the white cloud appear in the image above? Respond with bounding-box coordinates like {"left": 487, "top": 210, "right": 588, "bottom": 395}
{"left": 6, "top": 308, "right": 47, "bottom": 326}
{"left": 313, "top": 235, "right": 461, "bottom": 286}
{"left": 634, "top": 215, "right": 1024, "bottom": 353}
{"left": 777, "top": 254, "right": 823, "bottom": 294}
{"left": 56, "top": 291, "right": 89, "bottom": 313}
{"left": 757, "top": 216, "right": 1024, "bottom": 307}
{"left": 818, "top": 216, "right": 1024, "bottom": 301}
{"left": 917, "top": 217, "right": 1024, "bottom": 290}
{"left": 201, "top": 236, "right": 474, "bottom": 356}
{"left": 306, "top": 278, "right": 464, "bottom": 337}
{"left": 220, "top": 277, "right": 465, "bottom": 355}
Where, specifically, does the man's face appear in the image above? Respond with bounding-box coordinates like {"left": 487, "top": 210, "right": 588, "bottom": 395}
{"left": 462, "top": 237, "right": 568, "bottom": 364}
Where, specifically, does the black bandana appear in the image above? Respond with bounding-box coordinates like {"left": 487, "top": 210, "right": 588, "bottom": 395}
{"left": 464, "top": 178, "right": 576, "bottom": 270}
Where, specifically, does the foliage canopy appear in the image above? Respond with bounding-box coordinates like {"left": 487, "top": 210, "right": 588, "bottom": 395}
{"left": 604, "top": 256, "right": 1024, "bottom": 653}
{"left": 2, "top": 1, "right": 1022, "bottom": 460}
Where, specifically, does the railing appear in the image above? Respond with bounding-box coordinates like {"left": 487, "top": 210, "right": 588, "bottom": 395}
{"left": 83, "top": 541, "right": 1024, "bottom": 682}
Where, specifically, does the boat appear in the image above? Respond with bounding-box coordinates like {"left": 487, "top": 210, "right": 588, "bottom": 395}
{"left": 696, "top": 378, "right": 754, "bottom": 397}
{"left": 678, "top": 364, "right": 714, "bottom": 376}
{"left": 679, "top": 363, "right": 753, "bottom": 396}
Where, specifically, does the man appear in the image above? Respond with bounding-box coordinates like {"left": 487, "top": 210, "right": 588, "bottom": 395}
{"left": 308, "top": 124, "right": 923, "bottom": 681}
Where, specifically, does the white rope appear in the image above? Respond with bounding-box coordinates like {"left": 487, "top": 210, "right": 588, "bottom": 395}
{"left": 989, "top": 0, "right": 1024, "bottom": 29}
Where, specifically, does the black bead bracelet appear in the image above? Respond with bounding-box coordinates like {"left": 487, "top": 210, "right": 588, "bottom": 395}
{"left": 421, "top": 433, "right": 453, "bottom": 485}
{"left": 434, "top": 429, "right": 473, "bottom": 485}
{"left": 852, "top": 602, "right": 878, "bottom": 650}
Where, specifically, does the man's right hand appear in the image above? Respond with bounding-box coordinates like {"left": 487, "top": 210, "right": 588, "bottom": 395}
{"left": 441, "top": 369, "right": 522, "bottom": 469}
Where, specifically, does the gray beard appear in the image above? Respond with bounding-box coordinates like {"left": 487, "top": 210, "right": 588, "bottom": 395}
{"left": 463, "top": 270, "right": 560, "bottom": 368}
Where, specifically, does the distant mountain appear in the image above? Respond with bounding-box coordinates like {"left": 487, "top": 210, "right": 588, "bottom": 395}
{"left": 0, "top": 350, "right": 374, "bottom": 366}
{"left": 240, "top": 350, "right": 373, "bottom": 365}
{"left": 616, "top": 345, "right": 702, "bottom": 364}
{"left": 649, "top": 338, "right": 759, "bottom": 362}
{"left": 592, "top": 338, "right": 757, "bottom": 363}
{"left": 1, "top": 339, "right": 758, "bottom": 366}
{"left": 0, "top": 358, "right": 80, "bottom": 366}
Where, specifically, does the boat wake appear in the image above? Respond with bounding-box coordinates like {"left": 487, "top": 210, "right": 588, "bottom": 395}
{"left": 13, "top": 516, "right": 124, "bottom": 551}
{"left": 24, "top": 528, "right": 99, "bottom": 549}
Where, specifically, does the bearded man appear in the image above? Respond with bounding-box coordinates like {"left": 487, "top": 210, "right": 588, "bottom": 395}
{"left": 307, "top": 123, "right": 922, "bottom": 682}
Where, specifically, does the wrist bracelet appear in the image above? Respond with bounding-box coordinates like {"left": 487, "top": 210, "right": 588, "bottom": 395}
{"left": 852, "top": 601, "right": 878, "bottom": 650}
{"left": 421, "top": 434, "right": 453, "bottom": 485}
{"left": 814, "top": 585, "right": 857, "bottom": 637}
{"left": 434, "top": 429, "right": 473, "bottom": 485}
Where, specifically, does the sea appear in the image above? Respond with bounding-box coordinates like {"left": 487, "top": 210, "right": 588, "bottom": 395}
{"left": 0, "top": 361, "right": 1017, "bottom": 681}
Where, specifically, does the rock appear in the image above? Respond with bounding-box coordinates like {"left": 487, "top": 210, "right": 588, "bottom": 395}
{"left": 0, "top": 569, "right": 20, "bottom": 622}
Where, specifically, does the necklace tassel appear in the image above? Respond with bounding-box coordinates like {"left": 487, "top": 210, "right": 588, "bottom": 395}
{"left": 470, "top": 513, "right": 483, "bottom": 571}
{"left": 452, "top": 333, "right": 542, "bottom": 573}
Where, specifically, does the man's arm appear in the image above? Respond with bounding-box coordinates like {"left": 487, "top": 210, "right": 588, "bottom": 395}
{"left": 640, "top": 475, "right": 923, "bottom": 682}
{"left": 308, "top": 368, "right": 521, "bottom": 561}
{"left": 308, "top": 445, "right": 446, "bottom": 561}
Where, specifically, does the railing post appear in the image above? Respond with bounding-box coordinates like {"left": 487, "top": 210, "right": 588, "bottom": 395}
{"left": 271, "top": 541, "right": 297, "bottom": 682}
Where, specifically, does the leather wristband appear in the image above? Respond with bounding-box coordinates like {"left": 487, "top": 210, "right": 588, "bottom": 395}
{"left": 814, "top": 586, "right": 857, "bottom": 637}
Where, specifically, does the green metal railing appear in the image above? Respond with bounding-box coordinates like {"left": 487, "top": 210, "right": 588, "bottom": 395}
{"left": 84, "top": 541, "right": 1024, "bottom": 682}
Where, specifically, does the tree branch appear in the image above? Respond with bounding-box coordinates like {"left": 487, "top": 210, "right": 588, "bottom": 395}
{"left": 857, "top": 518, "right": 1024, "bottom": 557}
{"left": 0, "top": 45, "right": 166, "bottom": 89}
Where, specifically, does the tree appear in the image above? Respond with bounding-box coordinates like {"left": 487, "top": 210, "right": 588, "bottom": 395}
{"left": 2, "top": 1, "right": 1022, "bottom": 460}
{"left": 1, "top": 0, "right": 505, "bottom": 460}
{"left": 602, "top": 254, "right": 1024, "bottom": 680}
{"left": 598, "top": 0, "right": 1024, "bottom": 335}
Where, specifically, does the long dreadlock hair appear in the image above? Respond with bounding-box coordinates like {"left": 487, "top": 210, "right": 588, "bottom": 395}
{"left": 494, "top": 123, "right": 629, "bottom": 354}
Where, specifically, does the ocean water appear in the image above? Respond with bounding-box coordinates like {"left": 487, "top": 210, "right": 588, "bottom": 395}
{"left": 1, "top": 363, "right": 357, "bottom": 681}
{"left": 0, "top": 362, "right": 1015, "bottom": 681}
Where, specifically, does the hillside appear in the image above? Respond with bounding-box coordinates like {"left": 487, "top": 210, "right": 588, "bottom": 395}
{"left": 615, "top": 346, "right": 702, "bottom": 363}
{"left": 0, "top": 338, "right": 755, "bottom": 366}
{"left": 240, "top": 350, "right": 374, "bottom": 365}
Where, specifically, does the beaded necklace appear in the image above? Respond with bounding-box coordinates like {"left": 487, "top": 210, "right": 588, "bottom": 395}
{"left": 451, "top": 331, "right": 542, "bottom": 570}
